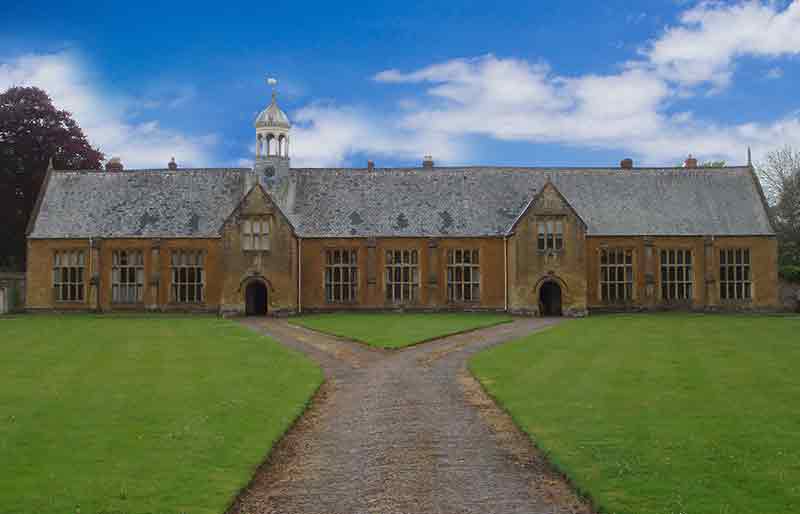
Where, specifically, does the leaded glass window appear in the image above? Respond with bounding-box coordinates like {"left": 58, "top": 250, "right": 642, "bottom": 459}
{"left": 385, "top": 249, "right": 419, "bottom": 303}
{"left": 53, "top": 250, "right": 85, "bottom": 302}
{"left": 447, "top": 249, "right": 480, "bottom": 302}
{"left": 112, "top": 250, "right": 145, "bottom": 303}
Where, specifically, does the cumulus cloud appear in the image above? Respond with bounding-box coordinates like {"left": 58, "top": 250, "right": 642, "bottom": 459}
{"left": 6, "top": 2, "right": 799, "bottom": 169}
{"left": 291, "top": 2, "right": 800, "bottom": 167}
{"left": 642, "top": 0, "right": 800, "bottom": 89}
{"left": 766, "top": 66, "right": 784, "bottom": 79}
{"left": 289, "top": 102, "right": 464, "bottom": 168}
{"left": 0, "top": 52, "right": 216, "bottom": 168}
{"left": 369, "top": 50, "right": 800, "bottom": 165}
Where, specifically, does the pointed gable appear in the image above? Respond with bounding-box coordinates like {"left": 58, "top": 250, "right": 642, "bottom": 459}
{"left": 220, "top": 182, "right": 296, "bottom": 234}
{"left": 507, "top": 180, "right": 587, "bottom": 235}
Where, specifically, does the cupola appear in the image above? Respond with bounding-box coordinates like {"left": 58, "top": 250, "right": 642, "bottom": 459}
{"left": 255, "top": 77, "right": 291, "bottom": 162}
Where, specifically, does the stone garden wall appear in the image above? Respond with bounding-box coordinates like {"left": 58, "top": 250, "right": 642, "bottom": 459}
{"left": 0, "top": 272, "right": 25, "bottom": 314}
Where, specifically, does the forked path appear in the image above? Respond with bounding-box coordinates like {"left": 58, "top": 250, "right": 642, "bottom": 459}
{"left": 230, "top": 317, "right": 594, "bottom": 514}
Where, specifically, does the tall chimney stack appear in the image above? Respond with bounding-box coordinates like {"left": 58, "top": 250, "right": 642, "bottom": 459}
{"left": 105, "top": 157, "right": 123, "bottom": 172}
{"left": 684, "top": 154, "right": 698, "bottom": 169}
{"left": 422, "top": 155, "right": 434, "bottom": 168}
{"left": 620, "top": 158, "right": 633, "bottom": 169}
{"left": 367, "top": 160, "right": 375, "bottom": 172}
{"left": 168, "top": 157, "right": 178, "bottom": 170}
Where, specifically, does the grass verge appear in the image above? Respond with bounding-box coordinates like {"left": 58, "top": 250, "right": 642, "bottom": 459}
{"left": 469, "top": 314, "right": 800, "bottom": 514}
{"left": 0, "top": 315, "right": 322, "bottom": 514}
{"left": 290, "top": 312, "right": 513, "bottom": 348}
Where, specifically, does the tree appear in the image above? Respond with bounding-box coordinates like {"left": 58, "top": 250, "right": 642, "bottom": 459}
{"left": 701, "top": 160, "right": 726, "bottom": 168}
{"left": 757, "top": 146, "right": 800, "bottom": 266}
{"left": 0, "top": 86, "right": 104, "bottom": 270}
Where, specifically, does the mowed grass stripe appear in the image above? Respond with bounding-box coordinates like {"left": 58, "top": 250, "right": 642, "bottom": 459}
{"left": 289, "top": 312, "right": 513, "bottom": 348}
{"left": 0, "top": 315, "right": 322, "bottom": 514}
{"left": 469, "top": 314, "right": 800, "bottom": 514}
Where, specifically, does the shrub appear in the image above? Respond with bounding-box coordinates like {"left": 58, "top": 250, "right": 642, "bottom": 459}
{"left": 780, "top": 265, "right": 800, "bottom": 283}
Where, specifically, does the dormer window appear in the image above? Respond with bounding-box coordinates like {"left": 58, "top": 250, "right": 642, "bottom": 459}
{"left": 242, "top": 218, "right": 271, "bottom": 251}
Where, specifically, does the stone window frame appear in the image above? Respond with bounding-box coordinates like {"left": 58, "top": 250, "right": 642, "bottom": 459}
{"left": 599, "top": 248, "right": 634, "bottom": 303}
{"left": 242, "top": 217, "right": 271, "bottom": 252}
{"left": 53, "top": 250, "right": 86, "bottom": 303}
{"left": 111, "top": 250, "right": 145, "bottom": 304}
{"left": 170, "top": 250, "right": 205, "bottom": 304}
{"left": 446, "top": 248, "right": 481, "bottom": 303}
{"left": 325, "top": 249, "right": 359, "bottom": 304}
{"left": 536, "top": 217, "right": 565, "bottom": 253}
{"left": 385, "top": 249, "right": 420, "bottom": 304}
{"left": 660, "top": 248, "right": 694, "bottom": 302}
{"left": 719, "top": 248, "right": 752, "bottom": 302}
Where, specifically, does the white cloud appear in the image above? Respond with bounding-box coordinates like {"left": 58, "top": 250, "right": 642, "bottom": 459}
{"left": 367, "top": 52, "right": 800, "bottom": 165}
{"left": 289, "top": 102, "right": 464, "bottom": 168}
{"left": 296, "top": 2, "right": 800, "bottom": 168}
{"left": 0, "top": 51, "right": 215, "bottom": 168}
{"left": 7, "top": 2, "right": 798, "bottom": 170}
{"left": 643, "top": 0, "right": 800, "bottom": 88}
{"left": 766, "top": 66, "right": 784, "bottom": 79}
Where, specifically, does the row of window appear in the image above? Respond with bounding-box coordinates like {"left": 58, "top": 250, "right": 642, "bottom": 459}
{"left": 53, "top": 250, "right": 205, "bottom": 304}
{"left": 599, "top": 248, "right": 752, "bottom": 303}
{"left": 324, "top": 249, "right": 479, "bottom": 304}
{"left": 52, "top": 247, "right": 755, "bottom": 305}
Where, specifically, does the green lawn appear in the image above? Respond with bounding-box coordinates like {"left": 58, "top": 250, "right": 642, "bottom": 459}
{"left": 289, "top": 312, "right": 513, "bottom": 348}
{"left": 469, "top": 314, "right": 800, "bottom": 514}
{"left": 0, "top": 315, "right": 322, "bottom": 514}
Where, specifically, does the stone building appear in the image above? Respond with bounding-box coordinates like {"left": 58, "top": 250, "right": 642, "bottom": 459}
{"left": 25, "top": 90, "right": 779, "bottom": 316}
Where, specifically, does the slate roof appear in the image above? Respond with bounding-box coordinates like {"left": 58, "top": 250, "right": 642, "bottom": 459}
{"left": 29, "top": 165, "right": 774, "bottom": 239}
{"left": 286, "top": 166, "right": 774, "bottom": 237}
{"left": 29, "top": 169, "right": 243, "bottom": 238}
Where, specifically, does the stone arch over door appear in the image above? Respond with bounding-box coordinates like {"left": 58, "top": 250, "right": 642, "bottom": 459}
{"left": 238, "top": 275, "right": 274, "bottom": 316}
{"left": 534, "top": 275, "right": 568, "bottom": 317}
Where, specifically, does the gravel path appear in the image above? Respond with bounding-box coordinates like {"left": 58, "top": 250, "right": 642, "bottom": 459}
{"left": 229, "top": 317, "right": 594, "bottom": 514}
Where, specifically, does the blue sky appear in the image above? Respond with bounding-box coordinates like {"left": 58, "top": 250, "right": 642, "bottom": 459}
{"left": 1, "top": 0, "right": 799, "bottom": 168}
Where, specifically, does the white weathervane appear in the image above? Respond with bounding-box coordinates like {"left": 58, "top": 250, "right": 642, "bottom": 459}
{"left": 267, "top": 77, "right": 278, "bottom": 101}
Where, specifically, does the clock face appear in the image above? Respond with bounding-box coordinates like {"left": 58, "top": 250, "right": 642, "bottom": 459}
{"left": 264, "top": 166, "right": 275, "bottom": 178}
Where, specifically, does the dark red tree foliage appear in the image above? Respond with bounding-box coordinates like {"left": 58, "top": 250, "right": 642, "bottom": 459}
{"left": 0, "top": 86, "right": 104, "bottom": 270}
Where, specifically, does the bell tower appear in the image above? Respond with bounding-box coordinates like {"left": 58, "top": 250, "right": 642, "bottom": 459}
{"left": 253, "top": 77, "right": 291, "bottom": 186}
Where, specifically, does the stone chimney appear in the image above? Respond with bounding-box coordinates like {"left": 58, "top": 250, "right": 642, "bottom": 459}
{"left": 422, "top": 155, "right": 434, "bottom": 168}
{"left": 620, "top": 158, "right": 633, "bottom": 169}
{"left": 168, "top": 157, "right": 178, "bottom": 170}
{"left": 367, "top": 160, "right": 375, "bottom": 172}
{"left": 105, "top": 157, "right": 123, "bottom": 172}
{"left": 684, "top": 154, "right": 698, "bottom": 169}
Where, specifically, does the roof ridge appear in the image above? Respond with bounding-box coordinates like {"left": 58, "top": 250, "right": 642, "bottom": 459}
{"left": 287, "top": 166, "right": 751, "bottom": 173}
{"left": 53, "top": 167, "right": 249, "bottom": 173}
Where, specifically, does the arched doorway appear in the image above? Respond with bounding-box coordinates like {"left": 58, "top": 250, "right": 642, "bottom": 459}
{"left": 245, "top": 281, "right": 268, "bottom": 316}
{"left": 539, "top": 281, "right": 562, "bottom": 316}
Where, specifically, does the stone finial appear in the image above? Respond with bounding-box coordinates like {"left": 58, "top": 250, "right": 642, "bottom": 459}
{"left": 105, "top": 157, "right": 123, "bottom": 172}
{"left": 168, "top": 157, "right": 178, "bottom": 170}
{"left": 747, "top": 146, "right": 752, "bottom": 167}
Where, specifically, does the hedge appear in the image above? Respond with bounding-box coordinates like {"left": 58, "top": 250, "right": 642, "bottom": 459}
{"left": 780, "top": 265, "right": 800, "bottom": 283}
